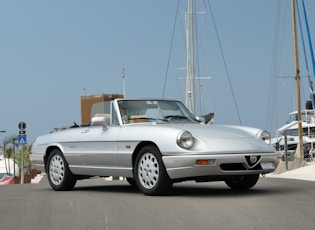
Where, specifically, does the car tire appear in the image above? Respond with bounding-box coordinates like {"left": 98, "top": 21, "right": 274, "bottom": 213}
{"left": 134, "top": 145, "right": 172, "bottom": 196}
{"left": 47, "top": 149, "right": 77, "bottom": 191}
{"left": 224, "top": 174, "right": 259, "bottom": 190}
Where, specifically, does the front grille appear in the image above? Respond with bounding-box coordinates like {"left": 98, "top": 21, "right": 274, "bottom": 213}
{"left": 220, "top": 163, "right": 262, "bottom": 171}
{"left": 245, "top": 155, "right": 261, "bottom": 167}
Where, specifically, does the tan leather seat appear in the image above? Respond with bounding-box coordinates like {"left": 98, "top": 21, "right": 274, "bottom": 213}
{"left": 130, "top": 115, "right": 148, "bottom": 123}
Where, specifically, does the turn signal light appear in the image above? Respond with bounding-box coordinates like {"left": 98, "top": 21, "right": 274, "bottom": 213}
{"left": 196, "top": 159, "right": 216, "bottom": 166}
{"left": 196, "top": 160, "right": 208, "bottom": 165}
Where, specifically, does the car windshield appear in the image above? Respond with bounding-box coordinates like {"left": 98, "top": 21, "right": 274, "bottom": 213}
{"left": 117, "top": 100, "right": 198, "bottom": 124}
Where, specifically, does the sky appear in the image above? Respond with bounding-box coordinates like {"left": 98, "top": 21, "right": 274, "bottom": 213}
{"left": 1, "top": 0, "right": 315, "bottom": 144}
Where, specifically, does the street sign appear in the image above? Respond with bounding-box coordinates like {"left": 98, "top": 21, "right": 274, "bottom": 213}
{"left": 19, "top": 130, "right": 25, "bottom": 135}
{"left": 17, "top": 121, "right": 27, "bottom": 184}
{"left": 18, "top": 122, "right": 26, "bottom": 130}
{"left": 18, "top": 135, "right": 27, "bottom": 145}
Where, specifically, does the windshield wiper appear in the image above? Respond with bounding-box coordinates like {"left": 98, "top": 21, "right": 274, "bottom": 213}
{"left": 164, "top": 115, "right": 189, "bottom": 121}
{"left": 128, "top": 117, "right": 168, "bottom": 122}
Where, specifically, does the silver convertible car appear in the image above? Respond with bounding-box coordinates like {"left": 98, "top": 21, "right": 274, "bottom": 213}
{"left": 31, "top": 98, "right": 279, "bottom": 195}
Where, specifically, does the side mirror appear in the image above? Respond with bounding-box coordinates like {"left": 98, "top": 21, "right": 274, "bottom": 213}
{"left": 199, "top": 112, "right": 214, "bottom": 124}
{"left": 91, "top": 117, "right": 108, "bottom": 130}
{"left": 196, "top": 116, "right": 205, "bottom": 124}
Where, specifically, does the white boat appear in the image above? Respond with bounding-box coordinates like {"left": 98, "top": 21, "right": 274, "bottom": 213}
{"left": 271, "top": 108, "right": 315, "bottom": 161}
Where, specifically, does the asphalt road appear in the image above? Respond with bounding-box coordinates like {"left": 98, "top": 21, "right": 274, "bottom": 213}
{"left": 1, "top": 176, "right": 314, "bottom": 230}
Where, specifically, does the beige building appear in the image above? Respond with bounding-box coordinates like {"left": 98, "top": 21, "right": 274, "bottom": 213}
{"left": 80, "top": 94, "right": 123, "bottom": 126}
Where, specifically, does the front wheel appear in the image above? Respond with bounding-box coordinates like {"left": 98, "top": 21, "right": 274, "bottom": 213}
{"left": 134, "top": 145, "right": 172, "bottom": 196}
{"left": 225, "top": 174, "right": 260, "bottom": 190}
{"left": 46, "top": 149, "right": 77, "bottom": 191}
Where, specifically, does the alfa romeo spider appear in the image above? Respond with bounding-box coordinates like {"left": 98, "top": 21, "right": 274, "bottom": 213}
{"left": 31, "top": 99, "right": 279, "bottom": 195}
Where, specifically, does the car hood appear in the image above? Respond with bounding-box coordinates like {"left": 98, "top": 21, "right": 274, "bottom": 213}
{"left": 156, "top": 123, "right": 274, "bottom": 153}
{"left": 160, "top": 123, "right": 258, "bottom": 139}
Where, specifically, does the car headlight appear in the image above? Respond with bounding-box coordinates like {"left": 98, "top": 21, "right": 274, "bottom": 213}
{"left": 256, "top": 130, "right": 271, "bottom": 145}
{"left": 177, "top": 131, "right": 194, "bottom": 150}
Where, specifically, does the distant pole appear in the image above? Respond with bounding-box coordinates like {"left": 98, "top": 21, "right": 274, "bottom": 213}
{"left": 13, "top": 138, "right": 16, "bottom": 177}
{"left": 122, "top": 68, "right": 125, "bottom": 98}
{"left": 291, "top": 0, "right": 304, "bottom": 159}
{"left": 186, "top": 0, "right": 195, "bottom": 114}
{"left": 285, "top": 134, "right": 288, "bottom": 170}
{"left": 20, "top": 146, "right": 24, "bottom": 184}
{"left": 18, "top": 122, "right": 27, "bottom": 184}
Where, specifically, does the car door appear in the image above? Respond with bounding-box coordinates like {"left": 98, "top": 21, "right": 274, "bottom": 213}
{"left": 75, "top": 125, "right": 121, "bottom": 168}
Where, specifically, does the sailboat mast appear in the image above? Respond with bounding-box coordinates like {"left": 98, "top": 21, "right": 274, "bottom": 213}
{"left": 291, "top": 0, "right": 304, "bottom": 158}
{"left": 186, "top": 0, "right": 195, "bottom": 114}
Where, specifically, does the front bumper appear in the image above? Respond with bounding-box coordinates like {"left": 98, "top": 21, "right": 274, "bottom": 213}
{"left": 30, "top": 154, "right": 46, "bottom": 172}
{"left": 162, "top": 152, "right": 280, "bottom": 179}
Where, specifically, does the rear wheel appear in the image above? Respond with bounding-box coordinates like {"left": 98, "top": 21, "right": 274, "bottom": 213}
{"left": 225, "top": 174, "right": 259, "bottom": 190}
{"left": 46, "top": 149, "right": 77, "bottom": 191}
{"left": 134, "top": 145, "right": 172, "bottom": 196}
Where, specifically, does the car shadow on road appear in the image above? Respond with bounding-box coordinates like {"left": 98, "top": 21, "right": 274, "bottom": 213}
{"left": 72, "top": 183, "right": 281, "bottom": 197}
{"left": 38, "top": 177, "right": 313, "bottom": 197}
{"left": 169, "top": 184, "right": 271, "bottom": 197}
{"left": 168, "top": 178, "right": 315, "bottom": 197}
{"left": 74, "top": 184, "right": 139, "bottom": 194}
{"left": 68, "top": 177, "right": 301, "bottom": 197}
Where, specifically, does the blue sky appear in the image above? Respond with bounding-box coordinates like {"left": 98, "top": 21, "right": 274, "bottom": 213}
{"left": 1, "top": 0, "right": 315, "bottom": 143}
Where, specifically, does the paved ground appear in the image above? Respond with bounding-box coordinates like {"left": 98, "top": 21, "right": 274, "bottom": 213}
{"left": 265, "top": 160, "right": 315, "bottom": 181}
{"left": 2, "top": 176, "right": 315, "bottom": 230}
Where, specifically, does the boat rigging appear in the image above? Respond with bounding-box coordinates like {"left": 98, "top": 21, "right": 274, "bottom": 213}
{"left": 270, "top": 0, "right": 315, "bottom": 162}
{"left": 162, "top": 0, "right": 241, "bottom": 124}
